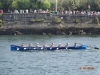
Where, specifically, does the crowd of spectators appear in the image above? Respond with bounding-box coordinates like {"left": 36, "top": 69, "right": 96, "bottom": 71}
{"left": 2, "top": 9, "right": 100, "bottom": 16}
{"left": 60, "top": 10, "right": 100, "bottom": 16}
{"left": 11, "top": 9, "right": 49, "bottom": 14}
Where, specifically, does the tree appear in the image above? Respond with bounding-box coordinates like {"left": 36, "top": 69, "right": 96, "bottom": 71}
{"left": 0, "top": 0, "right": 13, "bottom": 12}
{"left": 40, "top": 0, "right": 50, "bottom": 10}
{"left": 31, "top": 2, "right": 38, "bottom": 9}
{"left": 0, "top": 2, "right": 3, "bottom": 9}
{"left": 57, "top": 0, "right": 80, "bottom": 11}
{"left": 17, "top": 0, "right": 30, "bottom": 9}
{"left": 11, "top": 1, "right": 18, "bottom": 9}
{"left": 50, "top": 2, "right": 55, "bottom": 11}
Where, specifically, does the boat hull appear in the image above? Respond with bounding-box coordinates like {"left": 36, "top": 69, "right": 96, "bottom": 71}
{"left": 11, "top": 45, "right": 87, "bottom": 51}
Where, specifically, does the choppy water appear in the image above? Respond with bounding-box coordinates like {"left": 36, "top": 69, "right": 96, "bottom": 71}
{"left": 0, "top": 35, "right": 100, "bottom": 75}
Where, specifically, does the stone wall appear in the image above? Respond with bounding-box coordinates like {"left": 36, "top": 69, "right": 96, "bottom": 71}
{"left": 1, "top": 13, "right": 100, "bottom": 35}
{"left": 2, "top": 13, "right": 100, "bottom": 23}
{"left": 2, "top": 13, "right": 51, "bottom": 22}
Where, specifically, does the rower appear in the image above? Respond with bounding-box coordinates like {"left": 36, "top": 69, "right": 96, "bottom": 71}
{"left": 74, "top": 42, "right": 82, "bottom": 47}
{"left": 21, "top": 43, "right": 26, "bottom": 47}
{"left": 58, "top": 43, "right": 63, "bottom": 48}
{"left": 35, "top": 43, "right": 41, "bottom": 48}
{"left": 28, "top": 43, "right": 34, "bottom": 47}
{"left": 74, "top": 42, "right": 77, "bottom": 47}
{"left": 65, "top": 43, "right": 70, "bottom": 48}
{"left": 43, "top": 43, "right": 48, "bottom": 48}
{"left": 50, "top": 43, "right": 55, "bottom": 48}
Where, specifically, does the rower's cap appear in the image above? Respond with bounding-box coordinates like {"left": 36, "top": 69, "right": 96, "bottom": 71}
{"left": 52, "top": 43, "right": 54, "bottom": 44}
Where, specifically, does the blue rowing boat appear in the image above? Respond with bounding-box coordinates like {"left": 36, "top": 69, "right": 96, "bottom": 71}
{"left": 11, "top": 45, "right": 87, "bottom": 51}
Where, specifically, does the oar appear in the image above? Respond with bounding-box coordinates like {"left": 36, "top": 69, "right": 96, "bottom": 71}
{"left": 94, "top": 47, "right": 99, "bottom": 49}
{"left": 87, "top": 45, "right": 100, "bottom": 50}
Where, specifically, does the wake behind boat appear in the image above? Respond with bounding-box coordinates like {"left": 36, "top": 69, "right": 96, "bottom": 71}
{"left": 11, "top": 44, "right": 87, "bottom": 51}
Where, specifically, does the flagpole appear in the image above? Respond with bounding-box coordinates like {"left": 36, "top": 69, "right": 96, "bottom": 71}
{"left": 55, "top": 0, "right": 57, "bottom": 12}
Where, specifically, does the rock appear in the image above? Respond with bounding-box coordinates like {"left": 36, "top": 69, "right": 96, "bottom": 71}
{"left": 43, "top": 32, "right": 46, "bottom": 35}
{"left": 56, "top": 30, "right": 61, "bottom": 34}
{"left": 48, "top": 33, "right": 51, "bottom": 35}
{"left": 15, "top": 31, "right": 22, "bottom": 35}
{"left": 62, "top": 32, "right": 66, "bottom": 35}
{"left": 81, "top": 32, "right": 86, "bottom": 35}
{"left": 68, "top": 31, "right": 72, "bottom": 35}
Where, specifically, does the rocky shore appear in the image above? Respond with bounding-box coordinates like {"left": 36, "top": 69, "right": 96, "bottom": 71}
{"left": 0, "top": 22, "right": 100, "bottom": 35}
{"left": 0, "top": 13, "right": 100, "bottom": 35}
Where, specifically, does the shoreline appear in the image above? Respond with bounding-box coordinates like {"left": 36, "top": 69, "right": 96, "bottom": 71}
{"left": 0, "top": 23, "right": 100, "bottom": 35}
{"left": 0, "top": 13, "right": 100, "bottom": 35}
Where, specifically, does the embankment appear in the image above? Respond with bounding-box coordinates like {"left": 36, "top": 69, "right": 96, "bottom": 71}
{"left": 0, "top": 13, "right": 100, "bottom": 35}
{"left": 0, "top": 23, "right": 100, "bottom": 35}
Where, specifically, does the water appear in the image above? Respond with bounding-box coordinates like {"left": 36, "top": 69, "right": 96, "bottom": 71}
{"left": 0, "top": 35, "right": 100, "bottom": 75}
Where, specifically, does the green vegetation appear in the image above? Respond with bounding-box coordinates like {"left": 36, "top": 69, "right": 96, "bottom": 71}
{"left": 48, "top": 0, "right": 100, "bottom": 11}
{"left": 52, "top": 17, "right": 62, "bottom": 24}
{"left": 93, "top": 17, "right": 99, "bottom": 24}
{"left": 75, "top": 19, "right": 81, "bottom": 23}
{"left": 0, "top": 19, "right": 2, "bottom": 23}
{"left": 0, "top": 14, "right": 2, "bottom": 27}
{"left": 0, "top": 20, "right": 2, "bottom": 27}
{"left": 0, "top": 0, "right": 100, "bottom": 12}
{"left": 30, "top": 18, "right": 44, "bottom": 23}
{"left": 0, "top": 0, "right": 50, "bottom": 12}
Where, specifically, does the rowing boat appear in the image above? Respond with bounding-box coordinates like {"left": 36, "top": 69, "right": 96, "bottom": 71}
{"left": 11, "top": 45, "right": 87, "bottom": 51}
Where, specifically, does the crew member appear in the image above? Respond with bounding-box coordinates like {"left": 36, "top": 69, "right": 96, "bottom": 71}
{"left": 58, "top": 43, "right": 63, "bottom": 48}
{"left": 50, "top": 43, "right": 55, "bottom": 48}
{"left": 35, "top": 43, "right": 41, "bottom": 48}
{"left": 21, "top": 43, "right": 26, "bottom": 47}
{"left": 28, "top": 43, "right": 34, "bottom": 47}
{"left": 43, "top": 43, "right": 48, "bottom": 48}
{"left": 65, "top": 43, "right": 70, "bottom": 48}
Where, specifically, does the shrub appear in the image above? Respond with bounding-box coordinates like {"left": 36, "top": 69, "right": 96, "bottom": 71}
{"left": 0, "top": 14, "right": 2, "bottom": 17}
{"left": 35, "top": 19, "right": 44, "bottom": 22}
{"left": 30, "top": 19, "right": 35, "bottom": 23}
{"left": 93, "top": 17, "right": 99, "bottom": 24}
{"left": 30, "top": 18, "right": 44, "bottom": 23}
{"left": 52, "top": 17, "right": 62, "bottom": 24}
{"left": 0, "top": 20, "right": 2, "bottom": 27}
{"left": 0, "top": 20, "right": 2, "bottom": 23}
{"left": 75, "top": 19, "right": 81, "bottom": 23}
{"left": 0, "top": 24, "right": 1, "bottom": 27}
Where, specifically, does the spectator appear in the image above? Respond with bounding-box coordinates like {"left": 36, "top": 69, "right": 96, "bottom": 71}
{"left": 25, "top": 9, "right": 28, "bottom": 13}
